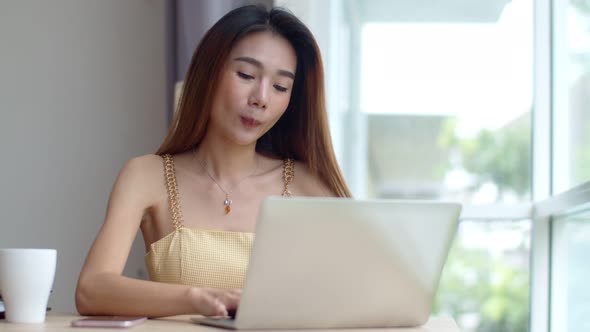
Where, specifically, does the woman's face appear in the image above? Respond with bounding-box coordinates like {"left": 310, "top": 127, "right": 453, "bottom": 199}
{"left": 208, "top": 31, "right": 297, "bottom": 146}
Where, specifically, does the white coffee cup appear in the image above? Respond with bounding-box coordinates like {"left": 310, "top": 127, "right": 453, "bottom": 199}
{"left": 0, "top": 248, "right": 56, "bottom": 323}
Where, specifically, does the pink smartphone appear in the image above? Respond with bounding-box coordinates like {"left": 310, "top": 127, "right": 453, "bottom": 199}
{"left": 71, "top": 316, "right": 147, "bottom": 328}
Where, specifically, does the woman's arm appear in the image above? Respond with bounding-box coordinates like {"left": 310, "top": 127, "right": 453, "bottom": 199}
{"left": 75, "top": 155, "right": 238, "bottom": 317}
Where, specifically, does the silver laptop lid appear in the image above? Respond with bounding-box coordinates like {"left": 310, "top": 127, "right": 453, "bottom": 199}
{"left": 234, "top": 197, "right": 461, "bottom": 329}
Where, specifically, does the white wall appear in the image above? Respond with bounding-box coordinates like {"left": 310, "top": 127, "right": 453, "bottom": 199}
{"left": 0, "top": 0, "right": 168, "bottom": 312}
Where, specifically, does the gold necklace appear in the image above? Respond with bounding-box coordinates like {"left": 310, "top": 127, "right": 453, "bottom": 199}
{"left": 198, "top": 155, "right": 258, "bottom": 215}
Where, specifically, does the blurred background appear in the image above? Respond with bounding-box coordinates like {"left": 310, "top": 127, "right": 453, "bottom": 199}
{"left": 0, "top": 1, "right": 588, "bottom": 331}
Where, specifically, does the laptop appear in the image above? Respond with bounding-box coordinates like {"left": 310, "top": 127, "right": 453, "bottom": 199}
{"left": 192, "top": 197, "right": 461, "bottom": 329}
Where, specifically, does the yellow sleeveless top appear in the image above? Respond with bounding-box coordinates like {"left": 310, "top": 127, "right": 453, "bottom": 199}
{"left": 144, "top": 154, "right": 294, "bottom": 289}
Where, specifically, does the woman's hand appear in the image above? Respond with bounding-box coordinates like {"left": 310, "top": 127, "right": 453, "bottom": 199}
{"left": 190, "top": 288, "right": 241, "bottom": 317}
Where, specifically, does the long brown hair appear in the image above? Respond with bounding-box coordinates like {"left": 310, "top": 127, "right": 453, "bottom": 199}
{"left": 156, "top": 5, "right": 351, "bottom": 198}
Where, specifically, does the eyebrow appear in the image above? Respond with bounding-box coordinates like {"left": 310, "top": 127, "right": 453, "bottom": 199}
{"left": 234, "top": 56, "right": 295, "bottom": 79}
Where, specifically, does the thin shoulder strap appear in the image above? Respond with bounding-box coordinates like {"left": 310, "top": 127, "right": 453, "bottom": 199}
{"left": 162, "top": 154, "right": 184, "bottom": 230}
{"left": 282, "top": 158, "right": 294, "bottom": 197}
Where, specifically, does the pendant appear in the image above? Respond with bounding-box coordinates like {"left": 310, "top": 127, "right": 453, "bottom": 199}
{"left": 224, "top": 195, "right": 232, "bottom": 215}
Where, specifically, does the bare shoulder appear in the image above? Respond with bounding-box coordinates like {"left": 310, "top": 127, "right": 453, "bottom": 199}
{"left": 290, "top": 160, "right": 336, "bottom": 197}
{"left": 118, "top": 154, "right": 163, "bottom": 183}
{"left": 112, "top": 154, "right": 165, "bottom": 205}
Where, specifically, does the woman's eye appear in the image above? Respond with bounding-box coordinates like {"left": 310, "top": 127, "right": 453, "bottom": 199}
{"left": 274, "top": 85, "right": 288, "bottom": 92}
{"left": 237, "top": 72, "right": 254, "bottom": 80}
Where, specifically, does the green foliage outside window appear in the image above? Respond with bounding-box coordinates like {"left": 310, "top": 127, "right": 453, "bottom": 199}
{"left": 438, "top": 113, "right": 531, "bottom": 199}
{"left": 434, "top": 235, "right": 530, "bottom": 332}
{"left": 436, "top": 116, "right": 531, "bottom": 331}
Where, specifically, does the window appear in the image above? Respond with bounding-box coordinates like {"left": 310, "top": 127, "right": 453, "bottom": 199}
{"left": 436, "top": 220, "right": 530, "bottom": 331}
{"left": 552, "top": 0, "right": 590, "bottom": 193}
{"left": 278, "top": 1, "right": 590, "bottom": 331}
{"left": 346, "top": 1, "right": 533, "bottom": 331}
{"left": 358, "top": 1, "right": 533, "bottom": 204}
{"left": 555, "top": 207, "right": 590, "bottom": 332}
{"left": 548, "top": 1, "right": 590, "bottom": 330}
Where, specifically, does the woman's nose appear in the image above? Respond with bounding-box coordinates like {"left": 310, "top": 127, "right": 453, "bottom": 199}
{"left": 248, "top": 82, "right": 268, "bottom": 109}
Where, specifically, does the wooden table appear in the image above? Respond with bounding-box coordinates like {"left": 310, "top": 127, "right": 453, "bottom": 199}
{"left": 0, "top": 313, "right": 460, "bottom": 331}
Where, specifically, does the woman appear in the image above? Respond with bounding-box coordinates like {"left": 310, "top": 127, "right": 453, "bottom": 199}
{"left": 76, "top": 4, "right": 351, "bottom": 318}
